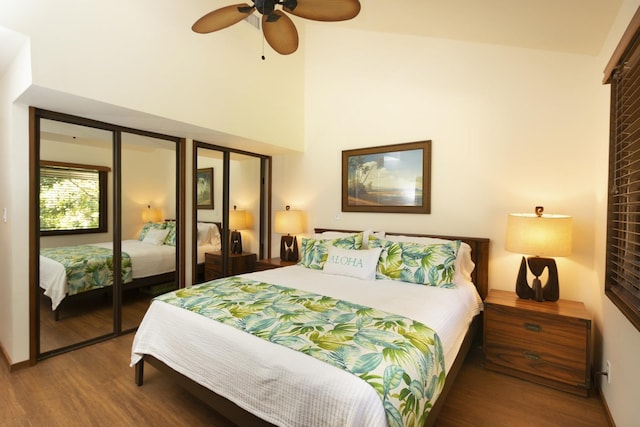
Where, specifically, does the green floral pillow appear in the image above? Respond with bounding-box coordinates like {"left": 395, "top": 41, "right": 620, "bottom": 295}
{"left": 369, "top": 236, "right": 461, "bottom": 287}
{"left": 298, "top": 233, "right": 364, "bottom": 270}
{"left": 139, "top": 221, "right": 167, "bottom": 241}
{"left": 164, "top": 221, "right": 176, "bottom": 246}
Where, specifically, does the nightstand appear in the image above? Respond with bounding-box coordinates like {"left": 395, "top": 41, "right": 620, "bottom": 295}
{"left": 255, "top": 257, "right": 297, "bottom": 271}
{"left": 483, "top": 289, "right": 592, "bottom": 396}
{"left": 204, "top": 251, "right": 257, "bottom": 281}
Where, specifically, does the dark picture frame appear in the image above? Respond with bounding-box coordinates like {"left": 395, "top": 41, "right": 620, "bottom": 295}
{"left": 342, "top": 140, "right": 431, "bottom": 214}
{"left": 196, "top": 168, "right": 214, "bottom": 209}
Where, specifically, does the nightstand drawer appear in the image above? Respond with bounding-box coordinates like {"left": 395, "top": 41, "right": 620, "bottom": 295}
{"left": 204, "top": 252, "right": 256, "bottom": 281}
{"left": 485, "top": 305, "right": 587, "bottom": 352}
{"left": 485, "top": 331, "right": 587, "bottom": 385}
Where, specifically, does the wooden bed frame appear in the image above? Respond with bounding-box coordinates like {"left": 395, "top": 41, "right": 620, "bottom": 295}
{"left": 134, "top": 229, "right": 490, "bottom": 427}
{"left": 50, "top": 270, "right": 177, "bottom": 321}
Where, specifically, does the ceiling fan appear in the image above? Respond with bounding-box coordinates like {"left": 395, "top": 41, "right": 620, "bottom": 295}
{"left": 192, "top": 0, "right": 361, "bottom": 55}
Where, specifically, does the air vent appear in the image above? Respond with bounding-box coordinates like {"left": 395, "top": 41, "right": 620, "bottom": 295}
{"left": 243, "top": 13, "right": 261, "bottom": 30}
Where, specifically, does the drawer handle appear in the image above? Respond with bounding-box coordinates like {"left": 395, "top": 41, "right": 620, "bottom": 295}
{"left": 523, "top": 322, "right": 541, "bottom": 332}
{"left": 523, "top": 351, "right": 540, "bottom": 360}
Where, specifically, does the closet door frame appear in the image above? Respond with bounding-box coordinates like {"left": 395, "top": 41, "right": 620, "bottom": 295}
{"left": 29, "top": 107, "right": 185, "bottom": 363}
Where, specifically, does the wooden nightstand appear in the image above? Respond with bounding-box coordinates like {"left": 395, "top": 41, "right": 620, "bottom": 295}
{"left": 483, "top": 289, "right": 592, "bottom": 396}
{"left": 255, "top": 257, "right": 297, "bottom": 271}
{"left": 204, "top": 251, "right": 257, "bottom": 281}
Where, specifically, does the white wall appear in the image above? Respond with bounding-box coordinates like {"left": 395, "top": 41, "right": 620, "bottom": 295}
{"left": 0, "top": 39, "right": 31, "bottom": 364}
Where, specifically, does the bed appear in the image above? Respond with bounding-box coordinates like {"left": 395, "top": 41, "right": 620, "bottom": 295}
{"left": 39, "top": 221, "right": 222, "bottom": 318}
{"left": 131, "top": 228, "right": 489, "bottom": 427}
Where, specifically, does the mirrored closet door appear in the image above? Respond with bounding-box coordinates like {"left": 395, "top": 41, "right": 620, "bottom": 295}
{"left": 38, "top": 118, "right": 115, "bottom": 354}
{"left": 193, "top": 143, "right": 271, "bottom": 283}
{"left": 33, "top": 109, "right": 182, "bottom": 359}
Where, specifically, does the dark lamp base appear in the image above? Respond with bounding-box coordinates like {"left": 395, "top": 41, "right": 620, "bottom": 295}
{"left": 230, "top": 231, "right": 243, "bottom": 254}
{"left": 515, "top": 256, "right": 559, "bottom": 302}
{"left": 280, "top": 235, "right": 299, "bottom": 262}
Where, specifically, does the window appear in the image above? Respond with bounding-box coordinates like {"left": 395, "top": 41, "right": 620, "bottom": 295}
{"left": 605, "top": 14, "right": 640, "bottom": 333}
{"left": 39, "top": 161, "right": 109, "bottom": 235}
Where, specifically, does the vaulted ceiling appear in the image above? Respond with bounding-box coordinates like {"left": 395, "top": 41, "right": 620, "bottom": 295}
{"left": 0, "top": 0, "right": 624, "bottom": 76}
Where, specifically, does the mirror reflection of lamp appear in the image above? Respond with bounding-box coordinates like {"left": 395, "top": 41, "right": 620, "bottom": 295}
{"left": 274, "top": 205, "right": 303, "bottom": 261}
{"left": 505, "top": 206, "right": 572, "bottom": 302}
{"left": 229, "top": 205, "right": 247, "bottom": 254}
{"left": 142, "top": 204, "right": 162, "bottom": 223}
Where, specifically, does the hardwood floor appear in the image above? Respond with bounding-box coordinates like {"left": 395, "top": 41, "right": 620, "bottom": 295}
{"left": 1, "top": 336, "right": 611, "bottom": 427}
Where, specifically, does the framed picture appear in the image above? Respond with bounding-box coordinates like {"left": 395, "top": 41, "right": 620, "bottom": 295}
{"left": 342, "top": 140, "right": 431, "bottom": 214}
{"left": 196, "top": 168, "right": 214, "bottom": 209}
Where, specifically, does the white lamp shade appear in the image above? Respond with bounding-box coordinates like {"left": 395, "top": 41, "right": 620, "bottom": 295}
{"left": 142, "top": 206, "right": 162, "bottom": 223}
{"left": 506, "top": 213, "right": 572, "bottom": 257}
{"left": 229, "top": 209, "right": 247, "bottom": 230}
{"left": 274, "top": 209, "right": 303, "bottom": 235}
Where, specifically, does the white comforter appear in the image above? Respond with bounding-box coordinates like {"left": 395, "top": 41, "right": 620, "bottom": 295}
{"left": 131, "top": 265, "right": 482, "bottom": 427}
{"left": 40, "top": 240, "right": 219, "bottom": 310}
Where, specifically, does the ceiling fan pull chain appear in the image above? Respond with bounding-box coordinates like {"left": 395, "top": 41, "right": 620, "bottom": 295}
{"left": 261, "top": 32, "right": 266, "bottom": 60}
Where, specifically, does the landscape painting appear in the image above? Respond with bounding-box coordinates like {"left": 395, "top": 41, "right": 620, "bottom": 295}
{"left": 342, "top": 141, "right": 431, "bottom": 214}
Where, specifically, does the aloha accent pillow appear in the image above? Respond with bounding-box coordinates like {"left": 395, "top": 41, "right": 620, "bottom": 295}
{"left": 322, "top": 246, "right": 382, "bottom": 280}
{"left": 142, "top": 227, "right": 170, "bottom": 245}
{"left": 369, "top": 236, "right": 461, "bottom": 287}
{"left": 139, "top": 222, "right": 167, "bottom": 241}
{"left": 164, "top": 221, "right": 177, "bottom": 246}
{"left": 297, "top": 233, "right": 364, "bottom": 270}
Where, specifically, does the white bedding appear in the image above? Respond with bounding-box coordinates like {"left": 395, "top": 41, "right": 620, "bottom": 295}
{"left": 39, "top": 240, "right": 216, "bottom": 311}
{"left": 131, "top": 265, "right": 482, "bottom": 427}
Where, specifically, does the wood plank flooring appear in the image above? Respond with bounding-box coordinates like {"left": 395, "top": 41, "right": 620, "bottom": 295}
{"left": 1, "top": 335, "right": 611, "bottom": 427}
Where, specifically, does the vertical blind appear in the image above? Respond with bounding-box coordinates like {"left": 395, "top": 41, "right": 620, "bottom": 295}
{"left": 606, "top": 30, "right": 640, "bottom": 332}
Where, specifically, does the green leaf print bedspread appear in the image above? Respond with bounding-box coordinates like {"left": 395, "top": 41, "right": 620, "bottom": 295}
{"left": 157, "top": 276, "right": 446, "bottom": 427}
{"left": 41, "top": 245, "right": 133, "bottom": 295}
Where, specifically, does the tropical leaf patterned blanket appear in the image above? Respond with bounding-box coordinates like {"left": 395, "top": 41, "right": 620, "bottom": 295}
{"left": 157, "top": 276, "right": 446, "bottom": 427}
{"left": 40, "top": 245, "right": 133, "bottom": 295}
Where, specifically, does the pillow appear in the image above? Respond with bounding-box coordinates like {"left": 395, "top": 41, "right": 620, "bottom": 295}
{"left": 164, "top": 222, "right": 176, "bottom": 246}
{"left": 139, "top": 222, "right": 167, "bottom": 241}
{"left": 369, "top": 236, "right": 461, "bottom": 287}
{"left": 298, "top": 233, "right": 364, "bottom": 270}
{"left": 209, "top": 223, "right": 222, "bottom": 251}
{"left": 322, "top": 246, "right": 382, "bottom": 280}
{"left": 196, "top": 222, "right": 213, "bottom": 246}
{"left": 142, "top": 227, "right": 170, "bottom": 245}
{"left": 314, "top": 229, "right": 384, "bottom": 249}
{"left": 383, "top": 234, "right": 475, "bottom": 282}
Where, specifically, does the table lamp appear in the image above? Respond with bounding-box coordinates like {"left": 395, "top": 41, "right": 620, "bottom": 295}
{"left": 229, "top": 205, "right": 247, "bottom": 254}
{"left": 274, "top": 205, "right": 303, "bottom": 261}
{"left": 505, "top": 206, "right": 572, "bottom": 302}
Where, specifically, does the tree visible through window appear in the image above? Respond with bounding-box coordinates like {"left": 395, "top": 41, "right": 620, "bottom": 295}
{"left": 39, "top": 162, "right": 109, "bottom": 235}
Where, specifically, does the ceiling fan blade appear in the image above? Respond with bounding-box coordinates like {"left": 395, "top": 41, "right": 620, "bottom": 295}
{"left": 262, "top": 11, "right": 299, "bottom": 55}
{"left": 192, "top": 3, "right": 254, "bottom": 33}
{"left": 283, "top": 0, "right": 361, "bottom": 22}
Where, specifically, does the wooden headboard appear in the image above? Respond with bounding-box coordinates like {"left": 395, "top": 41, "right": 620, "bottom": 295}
{"left": 314, "top": 228, "right": 490, "bottom": 300}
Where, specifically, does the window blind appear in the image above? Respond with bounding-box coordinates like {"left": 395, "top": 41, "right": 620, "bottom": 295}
{"left": 40, "top": 165, "right": 106, "bottom": 233}
{"left": 606, "top": 30, "right": 640, "bottom": 332}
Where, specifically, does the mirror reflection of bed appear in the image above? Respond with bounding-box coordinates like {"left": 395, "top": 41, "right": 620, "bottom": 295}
{"left": 37, "top": 118, "right": 180, "bottom": 356}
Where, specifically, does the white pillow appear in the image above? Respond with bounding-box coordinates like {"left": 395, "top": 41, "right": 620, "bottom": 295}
{"left": 321, "top": 246, "right": 382, "bottom": 280}
{"left": 315, "top": 229, "right": 385, "bottom": 249}
{"left": 142, "top": 227, "right": 170, "bottom": 245}
{"left": 197, "top": 222, "right": 212, "bottom": 246}
{"left": 210, "top": 223, "right": 222, "bottom": 251}
{"left": 385, "top": 234, "right": 475, "bottom": 283}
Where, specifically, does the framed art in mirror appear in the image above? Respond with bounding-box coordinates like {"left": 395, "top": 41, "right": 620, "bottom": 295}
{"left": 197, "top": 168, "right": 214, "bottom": 209}
{"left": 342, "top": 140, "right": 431, "bottom": 214}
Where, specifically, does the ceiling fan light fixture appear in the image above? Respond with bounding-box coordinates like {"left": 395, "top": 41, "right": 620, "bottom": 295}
{"left": 192, "top": 0, "right": 360, "bottom": 55}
